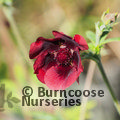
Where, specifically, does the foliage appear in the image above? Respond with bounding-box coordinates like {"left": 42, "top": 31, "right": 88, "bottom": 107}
{"left": 83, "top": 9, "right": 120, "bottom": 57}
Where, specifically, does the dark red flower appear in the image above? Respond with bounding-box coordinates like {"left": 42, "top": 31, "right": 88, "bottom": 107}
{"left": 29, "top": 31, "right": 88, "bottom": 90}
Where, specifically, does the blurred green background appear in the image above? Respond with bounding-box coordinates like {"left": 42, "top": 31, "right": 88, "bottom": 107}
{"left": 0, "top": 0, "right": 120, "bottom": 120}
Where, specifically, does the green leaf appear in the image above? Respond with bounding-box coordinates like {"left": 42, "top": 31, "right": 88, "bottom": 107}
{"left": 10, "top": 97, "right": 21, "bottom": 103}
{"left": 100, "top": 37, "right": 120, "bottom": 45}
{"left": 7, "top": 92, "right": 12, "bottom": 100}
{"left": 100, "top": 34, "right": 108, "bottom": 43}
{"left": 81, "top": 52, "right": 99, "bottom": 63}
{"left": 106, "top": 8, "right": 110, "bottom": 14}
{"left": 95, "top": 45, "right": 100, "bottom": 54}
{"left": 8, "top": 101, "right": 13, "bottom": 108}
{"left": 88, "top": 43, "right": 95, "bottom": 52}
{"left": 101, "top": 8, "right": 110, "bottom": 24}
{"left": 86, "top": 31, "right": 96, "bottom": 44}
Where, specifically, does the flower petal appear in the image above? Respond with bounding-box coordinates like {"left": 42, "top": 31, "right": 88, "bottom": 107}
{"left": 72, "top": 51, "right": 83, "bottom": 84}
{"left": 72, "top": 51, "right": 83, "bottom": 72}
{"left": 29, "top": 37, "right": 44, "bottom": 59}
{"left": 72, "top": 51, "right": 80, "bottom": 70}
{"left": 74, "top": 34, "right": 88, "bottom": 50}
{"left": 33, "top": 50, "right": 48, "bottom": 74}
{"left": 34, "top": 51, "right": 57, "bottom": 74}
{"left": 53, "top": 31, "right": 79, "bottom": 49}
{"left": 44, "top": 65, "right": 79, "bottom": 90}
{"left": 44, "top": 54, "right": 57, "bottom": 70}
{"left": 52, "top": 31, "right": 72, "bottom": 39}
{"left": 29, "top": 37, "right": 59, "bottom": 59}
{"left": 37, "top": 69, "right": 45, "bottom": 84}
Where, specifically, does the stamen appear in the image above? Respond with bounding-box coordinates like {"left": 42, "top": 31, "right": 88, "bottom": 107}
{"left": 70, "top": 49, "right": 74, "bottom": 54}
{"left": 60, "top": 45, "right": 66, "bottom": 48}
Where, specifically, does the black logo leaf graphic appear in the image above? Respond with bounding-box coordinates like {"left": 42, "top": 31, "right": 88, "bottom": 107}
{"left": 7, "top": 101, "right": 13, "bottom": 108}
{"left": 0, "top": 84, "right": 21, "bottom": 111}
{"left": 7, "top": 92, "right": 12, "bottom": 100}
{"left": 10, "top": 97, "right": 20, "bottom": 103}
{"left": 6, "top": 91, "right": 20, "bottom": 109}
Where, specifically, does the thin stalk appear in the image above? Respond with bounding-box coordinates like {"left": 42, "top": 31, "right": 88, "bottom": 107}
{"left": 79, "top": 60, "right": 96, "bottom": 120}
{"left": 2, "top": 7, "right": 33, "bottom": 67}
{"left": 97, "top": 59, "right": 120, "bottom": 115}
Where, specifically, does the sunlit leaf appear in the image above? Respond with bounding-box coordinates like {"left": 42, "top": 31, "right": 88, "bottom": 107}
{"left": 100, "top": 37, "right": 120, "bottom": 45}
{"left": 88, "top": 43, "right": 95, "bottom": 52}
{"left": 86, "top": 31, "right": 96, "bottom": 44}
{"left": 100, "top": 34, "right": 108, "bottom": 43}
{"left": 95, "top": 45, "right": 100, "bottom": 54}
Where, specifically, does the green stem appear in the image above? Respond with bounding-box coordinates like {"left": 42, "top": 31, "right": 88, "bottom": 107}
{"left": 2, "top": 6, "right": 33, "bottom": 67}
{"left": 97, "top": 59, "right": 120, "bottom": 115}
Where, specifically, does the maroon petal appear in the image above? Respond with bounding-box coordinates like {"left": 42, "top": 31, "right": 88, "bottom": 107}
{"left": 72, "top": 51, "right": 83, "bottom": 72}
{"left": 77, "top": 60, "right": 83, "bottom": 79}
{"left": 29, "top": 37, "right": 60, "bottom": 59}
{"left": 40, "top": 37, "right": 62, "bottom": 42}
{"left": 44, "top": 54, "right": 57, "bottom": 70}
{"left": 29, "top": 37, "right": 44, "bottom": 59}
{"left": 53, "top": 31, "right": 80, "bottom": 49}
{"left": 37, "top": 69, "right": 45, "bottom": 84}
{"left": 33, "top": 50, "right": 48, "bottom": 74}
{"left": 72, "top": 51, "right": 80, "bottom": 70}
{"left": 72, "top": 51, "right": 83, "bottom": 84}
{"left": 75, "top": 64, "right": 83, "bottom": 85}
{"left": 52, "top": 31, "right": 72, "bottom": 39}
{"left": 74, "top": 34, "right": 88, "bottom": 50}
{"left": 44, "top": 65, "right": 79, "bottom": 90}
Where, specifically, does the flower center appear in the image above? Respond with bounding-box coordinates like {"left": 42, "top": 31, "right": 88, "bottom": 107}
{"left": 56, "top": 48, "right": 72, "bottom": 65}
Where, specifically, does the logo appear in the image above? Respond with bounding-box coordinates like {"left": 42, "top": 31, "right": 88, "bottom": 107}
{"left": 22, "top": 86, "right": 104, "bottom": 107}
{"left": 0, "top": 84, "right": 20, "bottom": 112}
